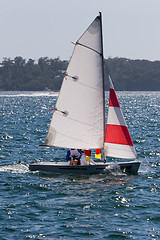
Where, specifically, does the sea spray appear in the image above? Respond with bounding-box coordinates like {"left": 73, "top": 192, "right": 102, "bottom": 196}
{"left": 104, "top": 163, "right": 126, "bottom": 176}
{"left": 0, "top": 161, "right": 29, "bottom": 174}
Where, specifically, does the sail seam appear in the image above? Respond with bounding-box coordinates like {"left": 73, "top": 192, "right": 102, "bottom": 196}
{"left": 65, "top": 76, "right": 103, "bottom": 92}
{"left": 55, "top": 110, "right": 103, "bottom": 130}
{"left": 76, "top": 42, "right": 102, "bottom": 56}
{"left": 47, "top": 131, "right": 102, "bottom": 148}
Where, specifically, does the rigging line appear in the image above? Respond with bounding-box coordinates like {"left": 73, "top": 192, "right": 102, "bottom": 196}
{"left": 76, "top": 42, "right": 102, "bottom": 56}
{"left": 104, "top": 59, "right": 111, "bottom": 79}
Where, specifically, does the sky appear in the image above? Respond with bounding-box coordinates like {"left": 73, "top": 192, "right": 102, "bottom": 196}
{"left": 0, "top": 0, "right": 160, "bottom": 62}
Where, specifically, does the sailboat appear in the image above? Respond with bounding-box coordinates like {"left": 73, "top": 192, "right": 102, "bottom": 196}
{"left": 29, "top": 12, "right": 141, "bottom": 174}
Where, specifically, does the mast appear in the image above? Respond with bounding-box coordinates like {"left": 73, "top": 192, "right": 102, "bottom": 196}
{"left": 99, "top": 12, "right": 106, "bottom": 154}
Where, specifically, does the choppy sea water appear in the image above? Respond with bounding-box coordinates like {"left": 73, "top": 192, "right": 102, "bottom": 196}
{"left": 0, "top": 91, "right": 159, "bottom": 240}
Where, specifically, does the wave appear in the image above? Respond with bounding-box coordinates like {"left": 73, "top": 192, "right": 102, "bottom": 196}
{"left": 0, "top": 162, "right": 29, "bottom": 174}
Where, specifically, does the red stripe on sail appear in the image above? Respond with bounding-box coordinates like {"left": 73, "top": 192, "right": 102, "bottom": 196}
{"left": 105, "top": 124, "right": 133, "bottom": 146}
{"left": 109, "top": 89, "right": 120, "bottom": 108}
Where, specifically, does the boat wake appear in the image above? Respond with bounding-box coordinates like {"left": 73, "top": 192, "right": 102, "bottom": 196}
{"left": 104, "top": 163, "right": 126, "bottom": 176}
{"left": 0, "top": 162, "right": 29, "bottom": 174}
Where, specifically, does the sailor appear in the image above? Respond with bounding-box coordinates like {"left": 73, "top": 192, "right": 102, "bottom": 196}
{"left": 66, "top": 149, "right": 81, "bottom": 165}
{"left": 80, "top": 150, "right": 96, "bottom": 165}
{"left": 80, "top": 150, "right": 89, "bottom": 165}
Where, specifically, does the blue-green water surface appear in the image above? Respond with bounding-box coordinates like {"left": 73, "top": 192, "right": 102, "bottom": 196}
{"left": 0, "top": 91, "right": 159, "bottom": 240}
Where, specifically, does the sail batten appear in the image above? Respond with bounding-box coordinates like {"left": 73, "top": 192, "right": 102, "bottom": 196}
{"left": 76, "top": 42, "right": 102, "bottom": 55}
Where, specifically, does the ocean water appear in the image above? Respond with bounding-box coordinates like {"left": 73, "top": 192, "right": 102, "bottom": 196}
{"left": 0, "top": 91, "right": 159, "bottom": 240}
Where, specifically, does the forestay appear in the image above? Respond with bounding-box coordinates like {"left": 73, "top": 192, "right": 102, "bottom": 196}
{"left": 45, "top": 15, "right": 105, "bottom": 149}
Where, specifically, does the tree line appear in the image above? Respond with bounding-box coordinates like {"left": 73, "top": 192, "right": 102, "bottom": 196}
{"left": 0, "top": 56, "right": 159, "bottom": 91}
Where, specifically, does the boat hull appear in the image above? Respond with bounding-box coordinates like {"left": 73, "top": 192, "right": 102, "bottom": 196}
{"left": 29, "top": 161, "right": 141, "bottom": 175}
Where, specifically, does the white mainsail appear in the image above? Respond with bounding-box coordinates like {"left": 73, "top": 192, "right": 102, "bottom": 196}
{"left": 45, "top": 14, "right": 105, "bottom": 149}
{"left": 104, "top": 76, "right": 137, "bottom": 159}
